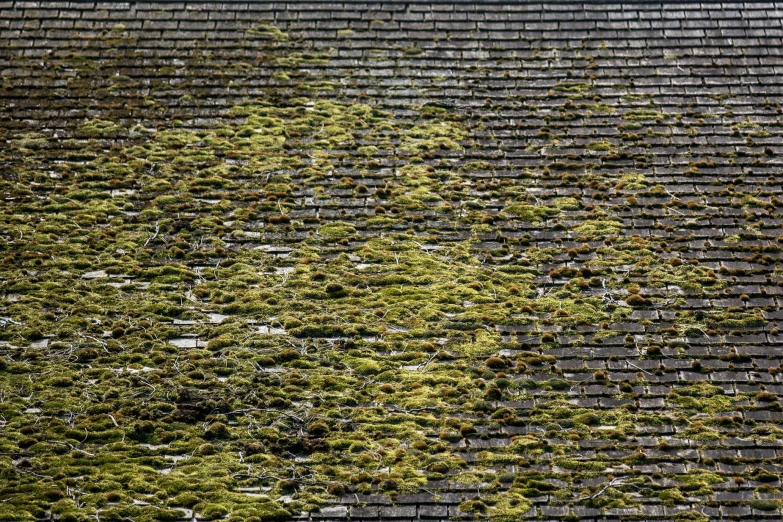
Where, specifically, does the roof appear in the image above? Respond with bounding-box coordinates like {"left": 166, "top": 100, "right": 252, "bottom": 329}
{"left": 2, "top": 1, "right": 783, "bottom": 521}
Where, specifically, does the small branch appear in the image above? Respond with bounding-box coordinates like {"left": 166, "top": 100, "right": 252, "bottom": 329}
{"left": 144, "top": 220, "right": 161, "bottom": 247}
{"left": 78, "top": 332, "right": 109, "bottom": 353}
{"left": 225, "top": 408, "right": 305, "bottom": 424}
{"left": 588, "top": 477, "right": 627, "bottom": 500}
{"left": 627, "top": 362, "right": 653, "bottom": 376}
{"left": 415, "top": 352, "right": 438, "bottom": 371}
{"left": 0, "top": 317, "right": 22, "bottom": 328}
{"left": 51, "top": 441, "right": 95, "bottom": 457}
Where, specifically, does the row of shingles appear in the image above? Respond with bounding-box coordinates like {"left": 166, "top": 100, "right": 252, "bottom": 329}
{"left": 231, "top": 24, "right": 772, "bottom": 513}
{"left": 460, "top": 0, "right": 783, "bottom": 328}
{"left": 305, "top": 13, "right": 782, "bottom": 43}
{"left": 211, "top": 25, "right": 780, "bottom": 338}
{"left": 307, "top": 58, "right": 769, "bottom": 101}
{"left": 278, "top": 6, "right": 783, "bottom": 126}
{"left": 408, "top": 338, "right": 783, "bottom": 516}
{"left": 370, "top": 2, "right": 783, "bottom": 510}
{"left": 311, "top": 425, "right": 783, "bottom": 517}
{"left": 518, "top": 376, "right": 772, "bottom": 444}
{"left": 49, "top": 1, "right": 777, "bottom": 11}
{"left": 1, "top": 4, "right": 460, "bottom": 520}
{"left": 295, "top": 1, "right": 779, "bottom": 30}
{"left": 303, "top": 1, "right": 779, "bottom": 54}
{"left": 0, "top": 3, "right": 297, "bottom": 133}
{"left": 495, "top": 431, "right": 771, "bottom": 518}
{"left": 6, "top": 3, "right": 783, "bottom": 516}
{"left": 526, "top": 232, "right": 782, "bottom": 326}
{"left": 531, "top": 419, "right": 779, "bottom": 483}
{"left": 284, "top": 1, "right": 783, "bottom": 215}
{"left": 502, "top": 388, "right": 770, "bottom": 437}
{"left": 311, "top": 498, "right": 683, "bottom": 522}
{"left": 308, "top": 57, "right": 783, "bottom": 360}
{"left": 0, "top": 0, "right": 280, "bottom": 122}
{"left": 4, "top": 84, "right": 777, "bottom": 144}
{"left": 532, "top": 352, "right": 775, "bottom": 388}
{"left": 219, "top": 2, "right": 782, "bottom": 520}
{"left": 9, "top": 3, "right": 776, "bottom": 59}
{"left": 78, "top": 13, "right": 350, "bottom": 132}
{"left": 0, "top": 2, "right": 146, "bottom": 134}
{"left": 0, "top": 0, "right": 740, "bottom": 500}
{"left": 301, "top": 65, "right": 762, "bottom": 100}
{"left": 1, "top": 4, "right": 776, "bottom": 71}
{"left": 6, "top": 3, "right": 783, "bottom": 135}
{"left": 467, "top": 370, "right": 783, "bottom": 517}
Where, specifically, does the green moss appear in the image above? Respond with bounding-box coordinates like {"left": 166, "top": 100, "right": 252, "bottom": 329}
{"left": 553, "top": 197, "right": 580, "bottom": 210}
{"left": 78, "top": 118, "right": 124, "bottom": 137}
{"left": 2, "top": 14, "right": 776, "bottom": 521}
{"left": 503, "top": 204, "right": 559, "bottom": 222}
{"left": 345, "top": 355, "right": 382, "bottom": 375}
{"left": 553, "top": 458, "right": 607, "bottom": 471}
{"left": 401, "top": 121, "right": 467, "bottom": 152}
{"left": 586, "top": 139, "right": 614, "bottom": 152}
{"left": 318, "top": 222, "right": 357, "bottom": 238}
{"left": 572, "top": 219, "right": 622, "bottom": 237}
{"left": 0, "top": 506, "right": 36, "bottom": 522}
{"left": 197, "top": 504, "right": 229, "bottom": 520}
{"left": 624, "top": 109, "right": 666, "bottom": 121}
{"left": 553, "top": 81, "right": 592, "bottom": 93}
{"left": 673, "top": 510, "right": 709, "bottom": 522}
{"left": 617, "top": 173, "right": 648, "bottom": 190}
{"left": 245, "top": 24, "right": 290, "bottom": 41}
{"left": 485, "top": 493, "right": 533, "bottom": 522}
{"left": 659, "top": 488, "right": 687, "bottom": 504}
{"left": 749, "top": 499, "right": 782, "bottom": 511}
{"left": 677, "top": 471, "right": 724, "bottom": 489}
{"left": 460, "top": 493, "right": 532, "bottom": 522}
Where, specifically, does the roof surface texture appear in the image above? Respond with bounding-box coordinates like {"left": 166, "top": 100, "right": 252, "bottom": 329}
{"left": 2, "top": 1, "right": 783, "bottom": 522}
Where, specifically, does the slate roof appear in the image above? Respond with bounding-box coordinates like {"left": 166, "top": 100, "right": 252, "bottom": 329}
{"left": 2, "top": 1, "right": 783, "bottom": 521}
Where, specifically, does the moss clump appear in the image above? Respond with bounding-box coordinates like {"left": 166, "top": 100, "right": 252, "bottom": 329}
{"left": 78, "top": 118, "right": 124, "bottom": 137}
{"left": 553, "top": 81, "right": 591, "bottom": 93}
{"left": 616, "top": 173, "right": 648, "bottom": 190}
{"left": 457, "top": 330, "right": 501, "bottom": 357}
{"left": 503, "top": 204, "right": 559, "bottom": 222}
{"left": 554, "top": 458, "right": 607, "bottom": 471}
{"left": 587, "top": 139, "right": 614, "bottom": 152}
{"left": 246, "top": 24, "right": 290, "bottom": 40}
{"left": 749, "top": 499, "right": 782, "bottom": 511}
{"left": 626, "top": 294, "right": 651, "bottom": 307}
{"left": 401, "top": 121, "right": 467, "bottom": 152}
{"left": 252, "top": 501, "right": 291, "bottom": 521}
{"left": 673, "top": 511, "right": 709, "bottom": 522}
{"left": 485, "top": 356, "right": 507, "bottom": 369}
{"left": 624, "top": 109, "right": 666, "bottom": 121}
{"left": 553, "top": 196, "right": 580, "bottom": 210}
{"left": 572, "top": 219, "right": 622, "bottom": 237}
{"left": 318, "top": 222, "right": 357, "bottom": 238}
{"left": 459, "top": 493, "right": 532, "bottom": 522}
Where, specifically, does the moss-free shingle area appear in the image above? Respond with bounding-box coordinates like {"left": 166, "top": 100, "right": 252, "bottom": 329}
{"left": 2, "top": 1, "right": 783, "bottom": 521}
